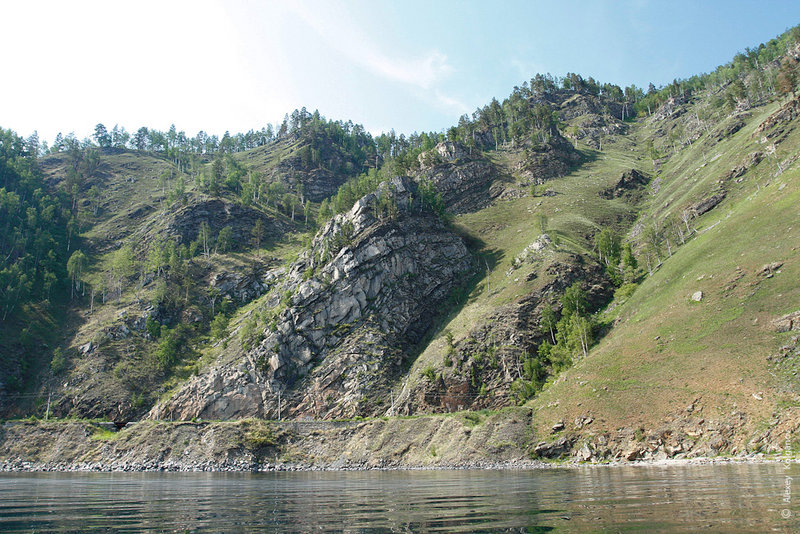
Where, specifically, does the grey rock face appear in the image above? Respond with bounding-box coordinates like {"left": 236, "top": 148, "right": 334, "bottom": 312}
{"left": 652, "top": 95, "right": 688, "bottom": 121}
{"left": 772, "top": 311, "right": 800, "bottom": 332}
{"left": 558, "top": 93, "right": 627, "bottom": 148}
{"left": 432, "top": 141, "right": 469, "bottom": 162}
{"left": 517, "top": 134, "right": 581, "bottom": 185}
{"left": 406, "top": 254, "right": 613, "bottom": 414}
{"left": 754, "top": 94, "right": 800, "bottom": 139}
{"left": 533, "top": 436, "right": 575, "bottom": 458}
{"left": 558, "top": 93, "right": 624, "bottom": 122}
{"left": 155, "top": 176, "right": 475, "bottom": 421}
{"left": 268, "top": 156, "right": 346, "bottom": 202}
{"left": 416, "top": 142, "right": 500, "bottom": 214}
{"left": 209, "top": 267, "right": 276, "bottom": 304}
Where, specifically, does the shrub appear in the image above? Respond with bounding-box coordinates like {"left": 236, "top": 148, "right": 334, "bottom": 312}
{"left": 145, "top": 316, "right": 161, "bottom": 339}
{"left": 422, "top": 365, "right": 437, "bottom": 382}
{"left": 209, "top": 313, "right": 229, "bottom": 341}
{"left": 131, "top": 392, "right": 148, "bottom": 409}
{"left": 245, "top": 421, "right": 276, "bottom": 448}
{"left": 50, "top": 348, "right": 66, "bottom": 375}
{"left": 614, "top": 282, "right": 638, "bottom": 302}
{"left": 240, "top": 316, "right": 261, "bottom": 350}
{"left": 155, "top": 325, "right": 183, "bottom": 370}
{"left": 510, "top": 378, "right": 539, "bottom": 404}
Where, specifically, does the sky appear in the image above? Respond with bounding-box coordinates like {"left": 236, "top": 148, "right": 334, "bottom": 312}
{"left": 1, "top": 0, "right": 799, "bottom": 145}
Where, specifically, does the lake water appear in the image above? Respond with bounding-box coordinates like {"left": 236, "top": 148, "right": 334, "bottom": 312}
{"left": 1, "top": 463, "right": 798, "bottom": 532}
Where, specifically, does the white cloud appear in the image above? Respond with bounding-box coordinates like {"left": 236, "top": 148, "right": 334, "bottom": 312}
{"left": 285, "top": 2, "right": 454, "bottom": 91}
{"left": 432, "top": 90, "right": 469, "bottom": 115}
{"left": 510, "top": 58, "right": 545, "bottom": 81}
{"left": 365, "top": 49, "right": 453, "bottom": 90}
{"left": 0, "top": 0, "right": 465, "bottom": 141}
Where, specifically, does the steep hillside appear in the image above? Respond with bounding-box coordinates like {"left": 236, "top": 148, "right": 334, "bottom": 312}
{"left": 234, "top": 127, "right": 374, "bottom": 202}
{"left": 527, "top": 94, "right": 800, "bottom": 460}
{"left": 2, "top": 25, "right": 800, "bottom": 469}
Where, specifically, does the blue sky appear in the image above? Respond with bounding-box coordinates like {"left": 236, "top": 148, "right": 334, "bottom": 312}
{"left": 1, "top": 0, "right": 798, "bottom": 144}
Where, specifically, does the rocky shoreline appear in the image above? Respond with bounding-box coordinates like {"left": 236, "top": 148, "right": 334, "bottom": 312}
{"left": 2, "top": 408, "right": 797, "bottom": 475}
{"left": 1, "top": 455, "right": 793, "bottom": 474}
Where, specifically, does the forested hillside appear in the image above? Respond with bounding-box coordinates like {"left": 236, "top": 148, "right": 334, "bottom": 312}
{"left": 2, "top": 24, "right": 800, "bottom": 466}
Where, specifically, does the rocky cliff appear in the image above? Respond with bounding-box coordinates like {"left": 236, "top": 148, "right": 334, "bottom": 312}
{"left": 159, "top": 197, "right": 290, "bottom": 250}
{"left": 237, "top": 131, "right": 372, "bottom": 202}
{"left": 154, "top": 177, "right": 475, "bottom": 421}
{"left": 416, "top": 142, "right": 502, "bottom": 213}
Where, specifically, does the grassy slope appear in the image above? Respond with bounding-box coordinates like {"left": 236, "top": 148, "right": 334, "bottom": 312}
{"left": 529, "top": 98, "right": 800, "bottom": 440}
{"left": 233, "top": 136, "right": 302, "bottom": 175}
{"left": 401, "top": 131, "right": 647, "bottom": 393}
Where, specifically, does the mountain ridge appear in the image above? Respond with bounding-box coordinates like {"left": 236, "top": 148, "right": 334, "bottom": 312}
{"left": 2, "top": 24, "right": 800, "bottom": 467}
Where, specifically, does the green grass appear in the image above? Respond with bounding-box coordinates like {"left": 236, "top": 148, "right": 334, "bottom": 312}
{"left": 404, "top": 137, "right": 649, "bottom": 388}
{"left": 88, "top": 425, "right": 120, "bottom": 441}
{"left": 529, "top": 96, "right": 800, "bottom": 437}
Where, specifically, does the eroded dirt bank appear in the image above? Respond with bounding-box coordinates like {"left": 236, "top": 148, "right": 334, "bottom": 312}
{"left": 2, "top": 407, "right": 796, "bottom": 472}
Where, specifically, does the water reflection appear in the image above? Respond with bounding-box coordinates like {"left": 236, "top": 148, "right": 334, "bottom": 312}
{"left": 0, "top": 463, "right": 797, "bottom": 532}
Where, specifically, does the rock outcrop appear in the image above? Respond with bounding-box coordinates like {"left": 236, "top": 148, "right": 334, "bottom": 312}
{"left": 755, "top": 95, "right": 800, "bottom": 139}
{"left": 772, "top": 311, "right": 800, "bottom": 333}
{"left": 517, "top": 134, "right": 581, "bottom": 184}
{"left": 154, "top": 177, "right": 475, "bottom": 421}
{"left": 267, "top": 156, "right": 347, "bottom": 202}
{"left": 404, "top": 254, "right": 613, "bottom": 414}
{"left": 599, "top": 169, "right": 650, "bottom": 201}
{"left": 652, "top": 95, "right": 688, "bottom": 122}
{"left": 416, "top": 143, "right": 501, "bottom": 213}
{"left": 208, "top": 262, "right": 280, "bottom": 304}
{"left": 558, "top": 93, "right": 623, "bottom": 122}
{"left": 558, "top": 93, "right": 627, "bottom": 148}
{"left": 725, "top": 151, "right": 763, "bottom": 182}
{"left": 689, "top": 191, "right": 726, "bottom": 218}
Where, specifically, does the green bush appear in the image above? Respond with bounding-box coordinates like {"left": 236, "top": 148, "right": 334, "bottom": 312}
{"left": 145, "top": 316, "right": 161, "bottom": 339}
{"left": 209, "top": 313, "right": 229, "bottom": 340}
{"left": 245, "top": 421, "right": 276, "bottom": 448}
{"left": 614, "top": 282, "right": 638, "bottom": 302}
{"left": 422, "top": 365, "right": 437, "bottom": 382}
{"left": 462, "top": 411, "right": 481, "bottom": 426}
{"left": 155, "top": 325, "right": 183, "bottom": 370}
{"left": 510, "top": 378, "right": 539, "bottom": 403}
{"left": 50, "top": 348, "right": 66, "bottom": 375}
{"left": 240, "top": 316, "right": 261, "bottom": 350}
{"left": 131, "top": 392, "right": 148, "bottom": 409}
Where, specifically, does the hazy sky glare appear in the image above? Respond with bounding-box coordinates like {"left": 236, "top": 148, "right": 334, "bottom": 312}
{"left": 1, "top": 0, "right": 798, "bottom": 144}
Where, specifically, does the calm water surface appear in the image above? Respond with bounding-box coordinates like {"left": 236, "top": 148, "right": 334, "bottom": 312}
{"left": 1, "top": 463, "right": 798, "bottom": 532}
